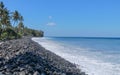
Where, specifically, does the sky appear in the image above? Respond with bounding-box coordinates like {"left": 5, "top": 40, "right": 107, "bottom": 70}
{"left": 1, "top": 0, "right": 120, "bottom": 37}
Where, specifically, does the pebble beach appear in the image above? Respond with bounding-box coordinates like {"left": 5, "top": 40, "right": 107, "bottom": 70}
{"left": 0, "top": 37, "right": 86, "bottom": 75}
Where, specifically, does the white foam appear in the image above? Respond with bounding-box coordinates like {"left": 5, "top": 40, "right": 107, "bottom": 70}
{"left": 32, "top": 37, "right": 120, "bottom": 75}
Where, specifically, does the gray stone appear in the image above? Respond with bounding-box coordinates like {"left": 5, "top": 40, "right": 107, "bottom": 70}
{"left": 19, "top": 71, "right": 26, "bottom": 75}
{"left": 0, "top": 72, "right": 3, "bottom": 75}
{"left": 41, "top": 72, "right": 45, "bottom": 75}
{"left": 33, "top": 71, "right": 40, "bottom": 75}
{"left": 20, "top": 68, "right": 25, "bottom": 71}
{"left": 0, "top": 37, "right": 86, "bottom": 75}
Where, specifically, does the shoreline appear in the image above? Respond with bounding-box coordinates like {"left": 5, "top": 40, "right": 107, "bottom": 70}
{"left": 0, "top": 37, "right": 86, "bottom": 75}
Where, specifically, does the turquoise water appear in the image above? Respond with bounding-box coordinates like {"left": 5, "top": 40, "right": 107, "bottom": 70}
{"left": 32, "top": 37, "right": 120, "bottom": 75}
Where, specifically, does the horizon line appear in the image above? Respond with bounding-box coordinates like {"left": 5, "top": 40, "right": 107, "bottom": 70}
{"left": 44, "top": 36, "right": 120, "bottom": 39}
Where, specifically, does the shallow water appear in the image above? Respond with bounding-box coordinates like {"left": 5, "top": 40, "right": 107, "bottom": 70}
{"left": 32, "top": 37, "right": 120, "bottom": 75}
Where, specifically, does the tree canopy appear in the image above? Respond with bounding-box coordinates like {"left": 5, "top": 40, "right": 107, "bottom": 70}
{"left": 0, "top": 1, "right": 43, "bottom": 40}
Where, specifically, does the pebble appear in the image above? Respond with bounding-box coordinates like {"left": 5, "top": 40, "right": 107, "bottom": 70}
{"left": 19, "top": 71, "right": 26, "bottom": 75}
{"left": 0, "top": 37, "right": 86, "bottom": 75}
{"left": 33, "top": 71, "right": 40, "bottom": 75}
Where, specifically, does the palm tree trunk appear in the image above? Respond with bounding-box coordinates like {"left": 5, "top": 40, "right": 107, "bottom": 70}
{"left": 0, "top": 29, "right": 1, "bottom": 40}
{"left": 13, "top": 21, "right": 16, "bottom": 27}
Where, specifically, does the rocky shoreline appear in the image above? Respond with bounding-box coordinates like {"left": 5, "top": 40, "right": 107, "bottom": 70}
{"left": 0, "top": 37, "right": 86, "bottom": 75}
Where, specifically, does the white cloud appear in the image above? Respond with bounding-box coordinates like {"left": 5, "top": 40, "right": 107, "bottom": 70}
{"left": 48, "top": 16, "right": 52, "bottom": 19}
{"left": 46, "top": 22, "right": 56, "bottom": 26}
{"left": 47, "top": 16, "right": 56, "bottom": 26}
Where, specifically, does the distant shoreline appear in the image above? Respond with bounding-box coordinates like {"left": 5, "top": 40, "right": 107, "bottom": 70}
{"left": 48, "top": 36, "right": 120, "bottom": 39}
{"left": 0, "top": 37, "right": 86, "bottom": 75}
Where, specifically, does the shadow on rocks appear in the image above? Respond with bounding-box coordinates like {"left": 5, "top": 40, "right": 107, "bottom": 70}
{"left": 0, "top": 37, "right": 86, "bottom": 75}
{"left": 0, "top": 52, "right": 86, "bottom": 75}
{"left": 0, "top": 52, "right": 64, "bottom": 75}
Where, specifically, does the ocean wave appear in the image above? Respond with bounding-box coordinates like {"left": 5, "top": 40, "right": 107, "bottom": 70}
{"left": 32, "top": 37, "right": 120, "bottom": 75}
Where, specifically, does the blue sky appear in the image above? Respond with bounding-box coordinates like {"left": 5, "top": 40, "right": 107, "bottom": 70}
{"left": 2, "top": 0, "right": 120, "bottom": 37}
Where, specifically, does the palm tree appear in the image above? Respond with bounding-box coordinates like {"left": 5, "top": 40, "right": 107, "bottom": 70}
{"left": 0, "top": 2, "right": 5, "bottom": 39}
{"left": 0, "top": 24, "right": 1, "bottom": 40}
{"left": 0, "top": 2, "right": 12, "bottom": 39}
{"left": 1, "top": 8, "right": 11, "bottom": 29}
{"left": 0, "top": 2, "right": 11, "bottom": 28}
{"left": 18, "top": 21, "right": 24, "bottom": 35}
{"left": 19, "top": 15, "right": 24, "bottom": 22}
{"left": 0, "top": 2, "right": 4, "bottom": 9}
{"left": 0, "top": 2, "right": 4, "bottom": 18}
{"left": 12, "top": 10, "right": 20, "bottom": 27}
{"left": 19, "top": 15, "right": 24, "bottom": 35}
{"left": 0, "top": 1, "right": 4, "bottom": 29}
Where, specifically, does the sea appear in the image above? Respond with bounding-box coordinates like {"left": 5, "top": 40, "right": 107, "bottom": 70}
{"left": 32, "top": 37, "right": 120, "bottom": 75}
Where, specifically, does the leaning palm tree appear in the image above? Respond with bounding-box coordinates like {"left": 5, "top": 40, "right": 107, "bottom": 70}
{"left": 12, "top": 10, "right": 20, "bottom": 27}
{"left": 19, "top": 15, "right": 24, "bottom": 22}
{"left": 18, "top": 21, "right": 24, "bottom": 35}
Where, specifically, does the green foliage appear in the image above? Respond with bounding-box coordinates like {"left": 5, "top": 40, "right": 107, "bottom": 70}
{"left": 1, "top": 32, "right": 7, "bottom": 40}
{"left": 0, "top": 1, "right": 44, "bottom": 41}
{"left": 0, "top": 28, "right": 21, "bottom": 40}
{"left": 23, "top": 27, "right": 43, "bottom": 37}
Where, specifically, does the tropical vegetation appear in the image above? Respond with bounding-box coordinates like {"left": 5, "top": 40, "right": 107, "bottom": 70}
{"left": 0, "top": 2, "right": 43, "bottom": 40}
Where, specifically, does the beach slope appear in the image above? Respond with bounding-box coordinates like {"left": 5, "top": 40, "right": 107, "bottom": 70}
{"left": 0, "top": 37, "right": 86, "bottom": 75}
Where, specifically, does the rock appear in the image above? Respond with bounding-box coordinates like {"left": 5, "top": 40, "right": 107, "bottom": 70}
{"left": 0, "top": 37, "right": 86, "bottom": 75}
{"left": 13, "top": 72, "right": 19, "bottom": 75}
{"left": 19, "top": 71, "right": 26, "bottom": 75}
{"left": 28, "top": 73, "right": 32, "bottom": 75}
{"left": 62, "top": 73, "right": 66, "bottom": 75}
{"left": 0, "top": 42, "right": 3, "bottom": 45}
{"left": 41, "top": 72, "right": 45, "bottom": 75}
{"left": 0, "top": 61, "right": 3, "bottom": 66}
{"left": 80, "top": 72, "right": 86, "bottom": 75}
{"left": 33, "top": 71, "right": 40, "bottom": 75}
{"left": 20, "top": 68, "right": 25, "bottom": 71}
{"left": 24, "top": 46, "right": 28, "bottom": 49}
{"left": 0, "top": 72, "right": 3, "bottom": 75}
{"left": 8, "top": 45, "right": 12, "bottom": 49}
